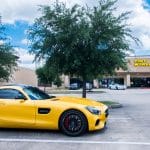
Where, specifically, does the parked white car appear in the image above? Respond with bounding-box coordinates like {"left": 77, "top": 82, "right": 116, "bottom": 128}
{"left": 86, "top": 83, "right": 93, "bottom": 91}
{"left": 109, "top": 84, "right": 126, "bottom": 90}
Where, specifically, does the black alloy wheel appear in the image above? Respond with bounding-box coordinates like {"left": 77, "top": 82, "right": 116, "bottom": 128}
{"left": 59, "top": 110, "right": 88, "bottom": 136}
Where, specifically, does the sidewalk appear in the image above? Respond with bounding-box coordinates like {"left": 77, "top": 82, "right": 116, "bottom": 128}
{"left": 46, "top": 88, "right": 106, "bottom": 94}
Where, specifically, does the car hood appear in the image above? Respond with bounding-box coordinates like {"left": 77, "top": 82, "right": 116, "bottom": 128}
{"left": 51, "top": 96, "right": 107, "bottom": 109}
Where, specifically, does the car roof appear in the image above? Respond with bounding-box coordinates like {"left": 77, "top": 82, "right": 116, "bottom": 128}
{"left": 0, "top": 84, "right": 33, "bottom": 90}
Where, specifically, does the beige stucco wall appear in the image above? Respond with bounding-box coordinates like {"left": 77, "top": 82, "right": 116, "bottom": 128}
{"left": 105, "top": 56, "right": 150, "bottom": 87}
{"left": 0, "top": 67, "right": 38, "bottom": 86}
{"left": 117, "top": 57, "right": 150, "bottom": 73}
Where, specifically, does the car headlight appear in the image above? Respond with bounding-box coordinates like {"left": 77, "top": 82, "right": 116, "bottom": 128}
{"left": 86, "top": 106, "right": 101, "bottom": 115}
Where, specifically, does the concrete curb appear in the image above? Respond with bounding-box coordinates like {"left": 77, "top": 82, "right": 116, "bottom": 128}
{"left": 47, "top": 91, "right": 105, "bottom": 94}
{"left": 108, "top": 103, "right": 123, "bottom": 109}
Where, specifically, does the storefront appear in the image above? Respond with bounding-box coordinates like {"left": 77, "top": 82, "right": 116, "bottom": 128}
{"left": 100, "top": 56, "right": 150, "bottom": 88}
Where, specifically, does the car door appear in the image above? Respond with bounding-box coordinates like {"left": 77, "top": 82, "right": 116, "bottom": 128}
{"left": 0, "top": 88, "right": 35, "bottom": 128}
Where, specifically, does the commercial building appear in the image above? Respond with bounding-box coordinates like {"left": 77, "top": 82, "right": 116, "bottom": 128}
{"left": 1, "top": 56, "right": 150, "bottom": 88}
{"left": 0, "top": 67, "right": 38, "bottom": 86}
{"left": 98, "top": 56, "right": 150, "bottom": 88}
{"left": 64, "top": 56, "right": 150, "bottom": 88}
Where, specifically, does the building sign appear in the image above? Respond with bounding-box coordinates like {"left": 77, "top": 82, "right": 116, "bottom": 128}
{"left": 134, "top": 59, "right": 150, "bottom": 67}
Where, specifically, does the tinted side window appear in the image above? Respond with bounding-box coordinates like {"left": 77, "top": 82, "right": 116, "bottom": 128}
{"left": 0, "top": 89, "right": 24, "bottom": 99}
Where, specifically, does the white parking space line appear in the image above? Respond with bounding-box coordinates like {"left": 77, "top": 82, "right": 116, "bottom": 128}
{"left": 0, "top": 139, "right": 150, "bottom": 146}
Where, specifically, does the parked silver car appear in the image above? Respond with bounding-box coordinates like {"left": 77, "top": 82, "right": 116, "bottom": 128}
{"left": 86, "top": 83, "right": 93, "bottom": 91}
{"left": 109, "top": 83, "right": 126, "bottom": 90}
{"left": 69, "top": 83, "right": 80, "bottom": 90}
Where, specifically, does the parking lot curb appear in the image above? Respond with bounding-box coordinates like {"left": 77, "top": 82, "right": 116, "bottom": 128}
{"left": 109, "top": 104, "right": 123, "bottom": 109}
{"left": 47, "top": 91, "right": 105, "bottom": 94}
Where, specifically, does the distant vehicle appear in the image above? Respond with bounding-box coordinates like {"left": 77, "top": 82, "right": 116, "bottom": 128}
{"left": 69, "top": 83, "right": 80, "bottom": 90}
{"left": 86, "top": 83, "right": 93, "bottom": 91}
{"left": 109, "top": 83, "right": 126, "bottom": 90}
{"left": 69, "top": 83, "right": 93, "bottom": 90}
{"left": 101, "top": 84, "right": 108, "bottom": 88}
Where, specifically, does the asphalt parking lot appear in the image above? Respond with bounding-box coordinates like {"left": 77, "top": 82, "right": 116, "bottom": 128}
{"left": 0, "top": 89, "right": 150, "bottom": 150}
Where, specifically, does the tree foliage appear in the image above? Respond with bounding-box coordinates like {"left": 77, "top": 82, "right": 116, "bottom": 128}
{"left": 28, "top": 0, "right": 138, "bottom": 97}
{"left": 36, "top": 65, "right": 62, "bottom": 88}
{"left": 36, "top": 66, "right": 52, "bottom": 86}
{"left": 0, "top": 17, "right": 18, "bottom": 81}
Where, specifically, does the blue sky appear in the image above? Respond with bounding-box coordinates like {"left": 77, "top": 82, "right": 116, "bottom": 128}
{"left": 1, "top": 0, "right": 150, "bottom": 68}
{"left": 5, "top": 21, "right": 29, "bottom": 49}
{"left": 144, "top": 0, "right": 150, "bottom": 8}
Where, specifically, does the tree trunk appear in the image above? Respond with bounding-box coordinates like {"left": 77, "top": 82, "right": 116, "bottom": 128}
{"left": 82, "top": 79, "right": 86, "bottom": 98}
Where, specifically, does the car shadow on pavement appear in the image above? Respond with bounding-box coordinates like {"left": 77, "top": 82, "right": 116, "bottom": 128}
{"left": 0, "top": 126, "right": 108, "bottom": 138}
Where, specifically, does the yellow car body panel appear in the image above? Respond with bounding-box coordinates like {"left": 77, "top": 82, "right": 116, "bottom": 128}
{"left": 0, "top": 86, "right": 108, "bottom": 131}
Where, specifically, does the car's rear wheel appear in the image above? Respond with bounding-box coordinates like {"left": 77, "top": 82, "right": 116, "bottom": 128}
{"left": 59, "top": 110, "right": 88, "bottom": 136}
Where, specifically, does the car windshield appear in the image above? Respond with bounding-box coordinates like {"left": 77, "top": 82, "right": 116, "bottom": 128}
{"left": 23, "top": 87, "right": 55, "bottom": 100}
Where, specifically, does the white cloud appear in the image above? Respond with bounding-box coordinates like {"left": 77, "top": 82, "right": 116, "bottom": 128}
{"left": 0, "top": 0, "right": 71, "bottom": 24}
{"left": 116, "top": 0, "right": 150, "bottom": 52}
{"left": 15, "top": 47, "right": 43, "bottom": 69}
{"left": 140, "top": 34, "right": 150, "bottom": 50}
{"left": 0, "top": 0, "right": 50, "bottom": 24}
{"left": 0, "top": 0, "right": 97, "bottom": 24}
{"left": 0, "top": 40, "right": 4, "bottom": 45}
{"left": 21, "top": 38, "right": 30, "bottom": 45}
{"left": 15, "top": 47, "right": 35, "bottom": 69}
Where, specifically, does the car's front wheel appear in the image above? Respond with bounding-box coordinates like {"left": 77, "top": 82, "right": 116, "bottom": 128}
{"left": 59, "top": 110, "right": 88, "bottom": 136}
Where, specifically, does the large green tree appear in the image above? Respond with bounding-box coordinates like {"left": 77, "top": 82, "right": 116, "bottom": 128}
{"left": 0, "top": 16, "right": 18, "bottom": 81}
{"left": 28, "top": 0, "right": 138, "bottom": 98}
{"left": 36, "top": 64, "right": 62, "bottom": 90}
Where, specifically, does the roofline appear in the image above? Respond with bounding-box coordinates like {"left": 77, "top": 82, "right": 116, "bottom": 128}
{"left": 126, "top": 55, "right": 150, "bottom": 58}
{"left": 2, "top": 84, "right": 34, "bottom": 88}
{"left": 0, "top": 85, "right": 23, "bottom": 90}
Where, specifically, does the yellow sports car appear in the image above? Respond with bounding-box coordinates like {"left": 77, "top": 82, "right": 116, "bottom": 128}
{"left": 0, "top": 84, "right": 108, "bottom": 136}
